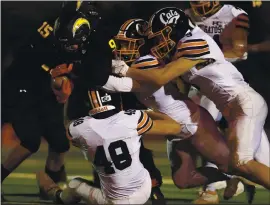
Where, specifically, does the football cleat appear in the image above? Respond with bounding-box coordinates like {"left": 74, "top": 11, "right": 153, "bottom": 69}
{"left": 193, "top": 190, "right": 219, "bottom": 204}
{"left": 151, "top": 186, "right": 166, "bottom": 205}
{"left": 224, "top": 178, "right": 241, "bottom": 200}
{"left": 245, "top": 184, "right": 256, "bottom": 204}
{"left": 36, "top": 171, "right": 62, "bottom": 202}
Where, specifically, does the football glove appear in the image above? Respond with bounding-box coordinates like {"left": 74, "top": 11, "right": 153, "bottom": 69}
{"left": 50, "top": 64, "right": 73, "bottom": 78}
{"left": 111, "top": 60, "right": 129, "bottom": 77}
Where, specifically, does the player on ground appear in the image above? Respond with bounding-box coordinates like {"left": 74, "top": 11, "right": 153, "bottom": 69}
{"left": 185, "top": 1, "right": 250, "bottom": 203}
{"left": 47, "top": 3, "right": 167, "bottom": 202}
{"left": 112, "top": 18, "right": 231, "bottom": 190}
{"left": 113, "top": 7, "right": 270, "bottom": 191}
{"left": 36, "top": 89, "right": 183, "bottom": 205}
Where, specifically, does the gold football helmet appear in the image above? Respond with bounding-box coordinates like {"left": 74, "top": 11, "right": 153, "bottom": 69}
{"left": 190, "top": 1, "right": 221, "bottom": 17}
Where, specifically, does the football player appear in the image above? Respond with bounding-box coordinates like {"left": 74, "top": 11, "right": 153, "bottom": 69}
{"left": 49, "top": 3, "right": 166, "bottom": 203}
{"left": 185, "top": 1, "right": 250, "bottom": 203}
{"left": 1, "top": 1, "right": 82, "bottom": 199}
{"left": 112, "top": 18, "right": 232, "bottom": 190}
{"left": 113, "top": 7, "right": 270, "bottom": 192}
{"left": 36, "top": 88, "right": 183, "bottom": 205}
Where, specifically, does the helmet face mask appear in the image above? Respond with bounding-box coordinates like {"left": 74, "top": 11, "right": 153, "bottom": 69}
{"left": 114, "top": 19, "right": 148, "bottom": 64}
{"left": 190, "top": 1, "right": 221, "bottom": 17}
{"left": 148, "top": 26, "right": 176, "bottom": 60}
{"left": 114, "top": 36, "right": 145, "bottom": 64}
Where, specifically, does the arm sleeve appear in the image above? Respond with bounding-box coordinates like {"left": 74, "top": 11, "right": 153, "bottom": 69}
{"left": 137, "top": 111, "right": 153, "bottom": 136}
{"left": 102, "top": 75, "right": 133, "bottom": 92}
{"left": 68, "top": 117, "right": 90, "bottom": 139}
{"left": 175, "top": 39, "right": 210, "bottom": 60}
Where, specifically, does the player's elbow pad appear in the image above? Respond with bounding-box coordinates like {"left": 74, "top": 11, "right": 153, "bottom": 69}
{"left": 102, "top": 75, "right": 133, "bottom": 92}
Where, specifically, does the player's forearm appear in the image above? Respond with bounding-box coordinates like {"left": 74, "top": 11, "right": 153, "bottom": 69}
{"left": 126, "top": 67, "right": 164, "bottom": 87}
{"left": 144, "top": 119, "right": 182, "bottom": 137}
{"left": 248, "top": 40, "right": 270, "bottom": 53}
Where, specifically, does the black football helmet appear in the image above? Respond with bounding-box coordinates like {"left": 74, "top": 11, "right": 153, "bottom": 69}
{"left": 114, "top": 19, "right": 148, "bottom": 64}
{"left": 147, "top": 7, "right": 196, "bottom": 60}
{"left": 88, "top": 88, "right": 123, "bottom": 118}
{"left": 190, "top": 1, "right": 221, "bottom": 17}
{"left": 54, "top": 1, "right": 100, "bottom": 55}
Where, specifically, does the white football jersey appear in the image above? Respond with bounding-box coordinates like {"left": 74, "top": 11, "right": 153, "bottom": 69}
{"left": 185, "top": 4, "right": 247, "bottom": 38}
{"left": 68, "top": 110, "right": 152, "bottom": 199}
{"left": 177, "top": 26, "right": 249, "bottom": 112}
{"left": 132, "top": 55, "right": 199, "bottom": 139}
{"left": 185, "top": 5, "right": 248, "bottom": 62}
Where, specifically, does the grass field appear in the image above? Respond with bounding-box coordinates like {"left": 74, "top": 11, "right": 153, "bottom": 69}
{"left": 2, "top": 140, "right": 270, "bottom": 205}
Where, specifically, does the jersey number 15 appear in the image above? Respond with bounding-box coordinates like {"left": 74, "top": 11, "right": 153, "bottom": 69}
{"left": 38, "top": 22, "right": 53, "bottom": 38}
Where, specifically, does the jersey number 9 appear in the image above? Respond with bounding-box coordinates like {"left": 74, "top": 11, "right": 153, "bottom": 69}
{"left": 108, "top": 39, "right": 117, "bottom": 50}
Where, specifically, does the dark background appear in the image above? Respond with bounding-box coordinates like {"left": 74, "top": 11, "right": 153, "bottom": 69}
{"left": 2, "top": 1, "right": 270, "bottom": 127}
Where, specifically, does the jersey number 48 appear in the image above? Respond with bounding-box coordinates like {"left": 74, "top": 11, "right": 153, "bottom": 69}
{"left": 94, "top": 140, "right": 132, "bottom": 174}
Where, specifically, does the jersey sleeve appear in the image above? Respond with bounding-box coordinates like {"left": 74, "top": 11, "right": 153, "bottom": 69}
{"left": 231, "top": 6, "right": 249, "bottom": 31}
{"left": 137, "top": 111, "right": 153, "bottom": 135}
{"left": 132, "top": 55, "right": 161, "bottom": 70}
{"left": 102, "top": 75, "right": 133, "bottom": 92}
{"left": 68, "top": 117, "right": 91, "bottom": 140}
{"left": 175, "top": 39, "right": 210, "bottom": 60}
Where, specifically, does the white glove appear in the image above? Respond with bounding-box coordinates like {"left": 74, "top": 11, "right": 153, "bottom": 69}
{"left": 111, "top": 60, "right": 129, "bottom": 77}
{"left": 226, "top": 52, "right": 248, "bottom": 63}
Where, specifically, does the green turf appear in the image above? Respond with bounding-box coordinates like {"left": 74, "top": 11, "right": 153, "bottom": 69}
{"left": 2, "top": 140, "right": 270, "bottom": 204}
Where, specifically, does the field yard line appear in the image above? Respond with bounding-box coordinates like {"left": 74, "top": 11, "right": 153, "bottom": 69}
{"left": 8, "top": 173, "right": 264, "bottom": 189}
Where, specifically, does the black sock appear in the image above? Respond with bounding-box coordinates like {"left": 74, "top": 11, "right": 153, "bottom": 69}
{"left": 45, "top": 165, "right": 66, "bottom": 183}
{"left": 197, "top": 167, "right": 230, "bottom": 184}
{"left": 1, "top": 164, "right": 11, "bottom": 183}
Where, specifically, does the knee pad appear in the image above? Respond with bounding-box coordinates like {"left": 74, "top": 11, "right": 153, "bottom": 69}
{"left": 20, "top": 137, "right": 41, "bottom": 153}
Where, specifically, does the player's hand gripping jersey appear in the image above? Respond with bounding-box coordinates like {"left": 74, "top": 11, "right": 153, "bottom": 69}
{"left": 68, "top": 110, "right": 153, "bottom": 199}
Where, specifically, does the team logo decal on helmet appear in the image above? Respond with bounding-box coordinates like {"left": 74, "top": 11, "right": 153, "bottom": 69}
{"left": 159, "top": 9, "right": 180, "bottom": 26}
{"left": 88, "top": 90, "right": 123, "bottom": 117}
{"left": 147, "top": 7, "right": 195, "bottom": 60}
{"left": 72, "top": 18, "right": 90, "bottom": 37}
